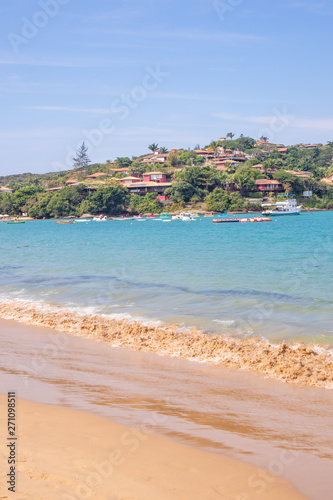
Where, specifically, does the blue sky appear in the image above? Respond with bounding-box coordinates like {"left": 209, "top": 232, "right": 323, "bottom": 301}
{"left": 1, "top": 0, "right": 332, "bottom": 175}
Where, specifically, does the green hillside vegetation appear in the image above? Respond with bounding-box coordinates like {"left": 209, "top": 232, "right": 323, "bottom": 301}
{"left": 1, "top": 138, "right": 332, "bottom": 217}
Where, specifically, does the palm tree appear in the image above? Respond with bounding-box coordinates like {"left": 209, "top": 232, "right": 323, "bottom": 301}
{"left": 160, "top": 147, "right": 169, "bottom": 154}
{"left": 260, "top": 135, "right": 269, "bottom": 142}
{"left": 210, "top": 141, "right": 219, "bottom": 156}
{"left": 226, "top": 132, "right": 235, "bottom": 140}
{"left": 148, "top": 143, "right": 159, "bottom": 153}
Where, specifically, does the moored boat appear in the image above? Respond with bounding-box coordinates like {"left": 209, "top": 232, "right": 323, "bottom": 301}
{"left": 213, "top": 217, "right": 272, "bottom": 223}
{"left": 262, "top": 196, "right": 302, "bottom": 216}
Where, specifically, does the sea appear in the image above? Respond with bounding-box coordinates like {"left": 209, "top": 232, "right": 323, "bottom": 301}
{"left": 1, "top": 211, "right": 332, "bottom": 346}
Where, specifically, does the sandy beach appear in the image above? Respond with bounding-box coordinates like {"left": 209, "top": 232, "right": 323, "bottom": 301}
{"left": 1, "top": 318, "right": 333, "bottom": 499}
{"left": 0, "top": 395, "right": 308, "bottom": 500}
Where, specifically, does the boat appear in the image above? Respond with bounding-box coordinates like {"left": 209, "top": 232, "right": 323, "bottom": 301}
{"left": 93, "top": 216, "right": 108, "bottom": 221}
{"left": 55, "top": 220, "right": 76, "bottom": 224}
{"left": 181, "top": 216, "right": 196, "bottom": 221}
{"left": 213, "top": 217, "right": 272, "bottom": 223}
{"left": 112, "top": 217, "right": 134, "bottom": 221}
{"left": 261, "top": 196, "right": 302, "bottom": 216}
{"left": 204, "top": 212, "right": 214, "bottom": 217}
{"left": 7, "top": 221, "right": 25, "bottom": 224}
{"left": 75, "top": 219, "right": 91, "bottom": 222}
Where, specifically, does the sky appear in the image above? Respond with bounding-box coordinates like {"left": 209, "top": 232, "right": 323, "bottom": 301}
{"left": 0, "top": 0, "right": 333, "bottom": 176}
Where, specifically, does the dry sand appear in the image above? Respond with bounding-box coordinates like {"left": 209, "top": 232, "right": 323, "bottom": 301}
{"left": 0, "top": 396, "right": 306, "bottom": 500}
{"left": 0, "top": 299, "right": 332, "bottom": 388}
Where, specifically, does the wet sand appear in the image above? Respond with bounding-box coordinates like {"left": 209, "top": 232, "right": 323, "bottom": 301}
{"left": 0, "top": 395, "right": 308, "bottom": 500}
{"left": 0, "top": 300, "right": 333, "bottom": 388}
{"left": 1, "top": 319, "right": 333, "bottom": 499}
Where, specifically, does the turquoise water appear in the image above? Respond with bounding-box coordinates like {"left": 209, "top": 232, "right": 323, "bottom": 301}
{"left": 1, "top": 213, "right": 332, "bottom": 345}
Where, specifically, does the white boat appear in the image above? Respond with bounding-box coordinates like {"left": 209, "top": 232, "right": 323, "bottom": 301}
{"left": 93, "top": 216, "right": 108, "bottom": 221}
{"left": 75, "top": 219, "right": 91, "bottom": 222}
{"left": 262, "top": 197, "right": 302, "bottom": 216}
{"left": 181, "top": 216, "right": 196, "bottom": 221}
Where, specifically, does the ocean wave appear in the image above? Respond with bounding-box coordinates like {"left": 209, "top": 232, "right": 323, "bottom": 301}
{"left": 0, "top": 299, "right": 332, "bottom": 389}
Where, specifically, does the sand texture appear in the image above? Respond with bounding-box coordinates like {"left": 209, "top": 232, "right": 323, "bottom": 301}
{"left": 0, "top": 396, "right": 307, "bottom": 500}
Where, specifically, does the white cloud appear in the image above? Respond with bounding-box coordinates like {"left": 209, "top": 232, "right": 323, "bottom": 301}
{"left": 213, "top": 112, "right": 333, "bottom": 130}
{"left": 27, "top": 106, "right": 113, "bottom": 114}
{"left": 293, "top": 2, "right": 332, "bottom": 14}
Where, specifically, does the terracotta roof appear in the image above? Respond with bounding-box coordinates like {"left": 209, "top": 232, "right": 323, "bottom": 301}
{"left": 86, "top": 172, "right": 109, "bottom": 178}
{"left": 110, "top": 167, "right": 130, "bottom": 172}
{"left": 255, "top": 179, "right": 281, "bottom": 185}
{"left": 143, "top": 171, "right": 165, "bottom": 175}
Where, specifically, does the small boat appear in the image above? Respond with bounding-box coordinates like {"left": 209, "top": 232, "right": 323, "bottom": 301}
{"left": 55, "top": 220, "right": 76, "bottom": 224}
{"left": 93, "top": 216, "right": 108, "bottom": 221}
{"left": 113, "top": 217, "right": 134, "bottom": 221}
{"left": 7, "top": 221, "right": 25, "bottom": 224}
{"left": 181, "top": 216, "right": 196, "bottom": 221}
{"left": 204, "top": 212, "right": 214, "bottom": 217}
{"left": 262, "top": 197, "right": 302, "bottom": 216}
{"left": 75, "top": 219, "right": 91, "bottom": 222}
{"left": 213, "top": 217, "right": 272, "bottom": 223}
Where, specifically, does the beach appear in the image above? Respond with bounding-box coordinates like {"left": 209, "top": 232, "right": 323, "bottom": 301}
{"left": 1, "top": 214, "right": 333, "bottom": 499}
{"left": 0, "top": 394, "right": 307, "bottom": 500}
{"left": 1, "top": 318, "right": 333, "bottom": 499}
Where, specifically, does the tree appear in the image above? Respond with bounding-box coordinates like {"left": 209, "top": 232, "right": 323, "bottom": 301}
{"left": 129, "top": 161, "right": 147, "bottom": 177}
{"left": 260, "top": 135, "right": 269, "bottom": 141}
{"left": 73, "top": 142, "right": 90, "bottom": 169}
{"left": 226, "top": 132, "right": 235, "bottom": 140}
{"left": 233, "top": 166, "right": 256, "bottom": 194}
{"left": 129, "top": 193, "right": 162, "bottom": 214}
{"left": 148, "top": 143, "right": 159, "bottom": 153}
{"left": 114, "top": 157, "right": 132, "bottom": 168}
{"left": 88, "top": 184, "right": 128, "bottom": 214}
{"left": 159, "top": 147, "right": 169, "bottom": 154}
{"left": 164, "top": 181, "right": 197, "bottom": 203}
{"left": 205, "top": 188, "right": 244, "bottom": 212}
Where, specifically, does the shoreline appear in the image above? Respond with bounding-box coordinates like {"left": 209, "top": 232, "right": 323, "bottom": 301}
{"left": 0, "top": 395, "right": 307, "bottom": 500}
{"left": 0, "top": 299, "right": 332, "bottom": 388}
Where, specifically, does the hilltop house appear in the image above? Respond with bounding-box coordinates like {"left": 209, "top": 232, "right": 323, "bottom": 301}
{"left": 141, "top": 153, "right": 169, "bottom": 164}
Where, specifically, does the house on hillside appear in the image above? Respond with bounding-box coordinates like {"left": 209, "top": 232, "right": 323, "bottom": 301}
{"left": 251, "top": 164, "right": 264, "bottom": 172}
{"left": 285, "top": 170, "right": 312, "bottom": 179}
{"left": 109, "top": 167, "right": 131, "bottom": 175}
{"left": 321, "top": 173, "right": 333, "bottom": 185}
{"left": 300, "top": 144, "right": 320, "bottom": 150}
{"left": 125, "top": 181, "right": 172, "bottom": 196}
{"left": 277, "top": 147, "right": 289, "bottom": 154}
{"left": 117, "top": 176, "right": 142, "bottom": 185}
{"left": 66, "top": 179, "right": 79, "bottom": 186}
{"left": 85, "top": 172, "right": 110, "bottom": 180}
{"left": 141, "top": 153, "right": 169, "bottom": 164}
{"left": 142, "top": 172, "right": 167, "bottom": 183}
{"left": 255, "top": 179, "right": 283, "bottom": 195}
{"left": 194, "top": 149, "right": 216, "bottom": 160}
{"left": 0, "top": 186, "right": 13, "bottom": 193}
